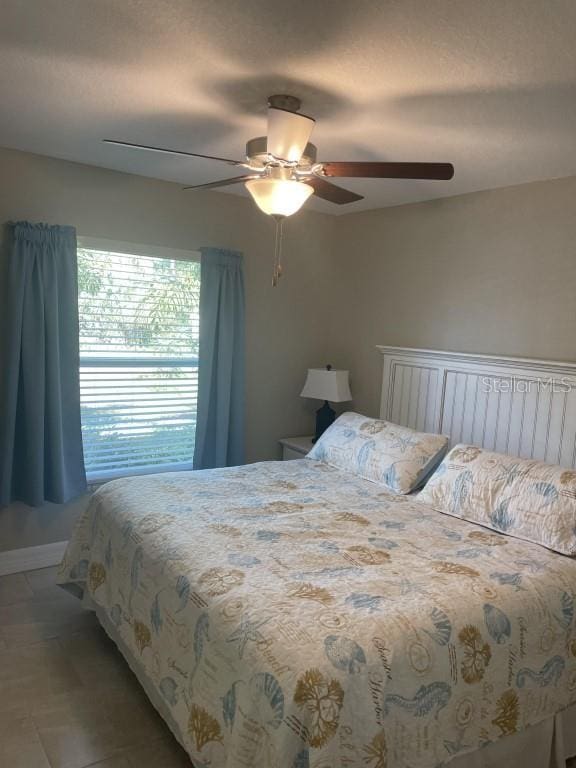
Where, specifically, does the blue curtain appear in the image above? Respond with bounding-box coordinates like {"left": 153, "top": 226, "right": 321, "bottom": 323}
{"left": 0, "top": 222, "right": 86, "bottom": 506}
{"left": 193, "top": 248, "right": 245, "bottom": 469}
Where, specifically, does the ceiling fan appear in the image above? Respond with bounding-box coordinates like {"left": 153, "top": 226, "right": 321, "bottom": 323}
{"left": 104, "top": 95, "right": 454, "bottom": 283}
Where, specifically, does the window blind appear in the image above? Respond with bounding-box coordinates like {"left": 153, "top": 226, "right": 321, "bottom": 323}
{"left": 77, "top": 246, "right": 201, "bottom": 480}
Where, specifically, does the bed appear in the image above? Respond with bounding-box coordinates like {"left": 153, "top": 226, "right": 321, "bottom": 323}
{"left": 58, "top": 346, "right": 576, "bottom": 768}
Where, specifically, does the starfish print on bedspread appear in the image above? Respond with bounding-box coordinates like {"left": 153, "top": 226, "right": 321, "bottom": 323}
{"left": 227, "top": 613, "right": 272, "bottom": 659}
{"left": 389, "top": 434, "right": 419, "bottom": 453}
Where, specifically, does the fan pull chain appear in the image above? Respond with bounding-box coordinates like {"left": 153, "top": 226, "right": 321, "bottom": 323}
{"left": 272, "top": 215, "right": 285, "bottom": 287}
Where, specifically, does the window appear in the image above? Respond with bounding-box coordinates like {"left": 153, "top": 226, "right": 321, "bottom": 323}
{"left": 77, "top": 239, "right": 201, "bottom": 481}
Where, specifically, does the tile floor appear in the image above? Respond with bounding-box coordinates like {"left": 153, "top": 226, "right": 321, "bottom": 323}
{"left": 0, "top": 566, "right": 192, "bottom": 768}
{"left": 2, "top": 567, "right": 576, "bottom": 768}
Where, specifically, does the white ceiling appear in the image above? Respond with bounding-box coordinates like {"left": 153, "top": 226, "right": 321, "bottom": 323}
{"left": 1, "top": 0, "right": 575, "bottom": 214}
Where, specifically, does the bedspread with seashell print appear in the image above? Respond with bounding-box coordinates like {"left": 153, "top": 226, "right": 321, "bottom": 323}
{"left": 58, "top": 459, "right": 576, "bottom": 768}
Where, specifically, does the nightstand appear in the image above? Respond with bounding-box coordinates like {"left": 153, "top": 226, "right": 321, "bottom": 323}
{"left": 279, "top": 436, "right": 314, "bottom": 460}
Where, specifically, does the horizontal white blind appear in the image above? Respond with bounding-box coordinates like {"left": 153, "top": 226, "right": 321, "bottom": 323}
{"left": 78, "top": 247, "right": 200, "bottom": 480}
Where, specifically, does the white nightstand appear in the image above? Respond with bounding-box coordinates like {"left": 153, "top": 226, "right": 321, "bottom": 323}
{"left": 279, "top": 436, "right": 314, "bottom": 460}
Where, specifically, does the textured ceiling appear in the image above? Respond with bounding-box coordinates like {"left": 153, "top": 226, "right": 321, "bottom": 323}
{"left": 1, "top": 0, "right": 575, "bottom": 214}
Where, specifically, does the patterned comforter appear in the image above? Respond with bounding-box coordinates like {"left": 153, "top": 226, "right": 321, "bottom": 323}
{"left": 58, "top": 459, "right": 576, "bottom": 768}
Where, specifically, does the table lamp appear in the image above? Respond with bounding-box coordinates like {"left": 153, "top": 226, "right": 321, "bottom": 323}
{"left": 300, "top": 365, "right": 352, "bottom": 442}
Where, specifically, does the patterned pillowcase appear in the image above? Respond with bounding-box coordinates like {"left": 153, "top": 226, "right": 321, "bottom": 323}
{"left": 418, "top": 444, "right": 576, "bottom": 555}
{"left": 306, "top": 412, "right": 449, "bottom": 494}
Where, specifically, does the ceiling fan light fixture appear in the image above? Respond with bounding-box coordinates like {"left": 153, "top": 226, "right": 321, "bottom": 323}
{"left": 245, "top": 177, "right": 313, "bottom": 217}
{"left": 267, "top": 106, "right": 316, "bottom": 163}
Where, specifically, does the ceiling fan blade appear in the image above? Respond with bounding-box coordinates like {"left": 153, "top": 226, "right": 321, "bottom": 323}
{"left": 103, "top": 139, "right": 245, "bottom": 166}
{"left": 183, "top": 175, "right": 261, "bottom": 191}
{"left": 305, "top": 176, "right": 364, "bottom": 204}
{"left": 319, "top": 161, "right": 455, "bottom": 180}
{"left": 267, "top": 107, "right": 315, "bottom": 163}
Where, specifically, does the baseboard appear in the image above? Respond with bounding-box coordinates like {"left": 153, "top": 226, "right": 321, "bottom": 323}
{"left": 0, "top": 540, "right": 68, "bottom": 577}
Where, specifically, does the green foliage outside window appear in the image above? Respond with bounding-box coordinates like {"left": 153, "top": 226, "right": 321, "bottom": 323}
{"left": 78, "top": 248, "right": 201, "bottom": 476}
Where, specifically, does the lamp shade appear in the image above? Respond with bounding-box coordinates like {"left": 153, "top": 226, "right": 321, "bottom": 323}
{"left": 245, "top": 178, "right": 313, "bottom": 217}
{"left": 300, "top": 368, "right": 352, "bottom": 403}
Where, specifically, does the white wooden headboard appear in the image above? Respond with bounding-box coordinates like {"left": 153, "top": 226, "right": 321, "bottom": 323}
{"left": 379, "top": 346, "right": 576, "bottom": 468}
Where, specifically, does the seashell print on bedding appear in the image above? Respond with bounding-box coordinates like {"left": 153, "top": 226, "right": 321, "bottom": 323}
{"left": 483, "top": 604, "right": 512, "bottom": 644}
{"left": 423, "top": 607, "right": 452, "bottom": 646}
{"left": 58, "top": 457, "right": 576, "bottom": 768}
{"left": 159, "top": 676, "right": 179, "bottom": 706}
{"left": 419, "top": 444, "right": 576, "bottom": 555}
{"left": 324, "top": 635, "right": 367, "bottom": 674}
{"left": 307, "top": 411, "right": 448, "bottom": 493}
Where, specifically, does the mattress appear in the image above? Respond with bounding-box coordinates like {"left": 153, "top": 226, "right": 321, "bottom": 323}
{"left": 58, "top": 459, "right": 576, "bottom": 768}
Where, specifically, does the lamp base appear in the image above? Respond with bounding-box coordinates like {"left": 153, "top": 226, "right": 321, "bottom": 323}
{"left": 313, "top": 401, "right": 336, "bottom": 443}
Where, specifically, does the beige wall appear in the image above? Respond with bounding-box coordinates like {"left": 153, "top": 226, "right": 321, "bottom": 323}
{"left": 0, "top": 147, "right": 339, "bottom": 551}
{"left": 2, "top": 146, "right": 576, "bottom": 553}
{"left": 332, "top": 175, "right": 576, "bottom": 417}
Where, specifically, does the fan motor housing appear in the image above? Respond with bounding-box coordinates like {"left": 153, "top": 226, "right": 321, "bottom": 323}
{"left": 246, "top": 136, "right": 317, "bottom": 167}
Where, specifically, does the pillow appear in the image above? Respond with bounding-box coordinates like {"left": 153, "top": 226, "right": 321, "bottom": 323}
{"left": 306, "top": 412, "right": 449, "bottom": 494}
{"left": 417, "top": 444, "right": 576, "bottom": 555}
